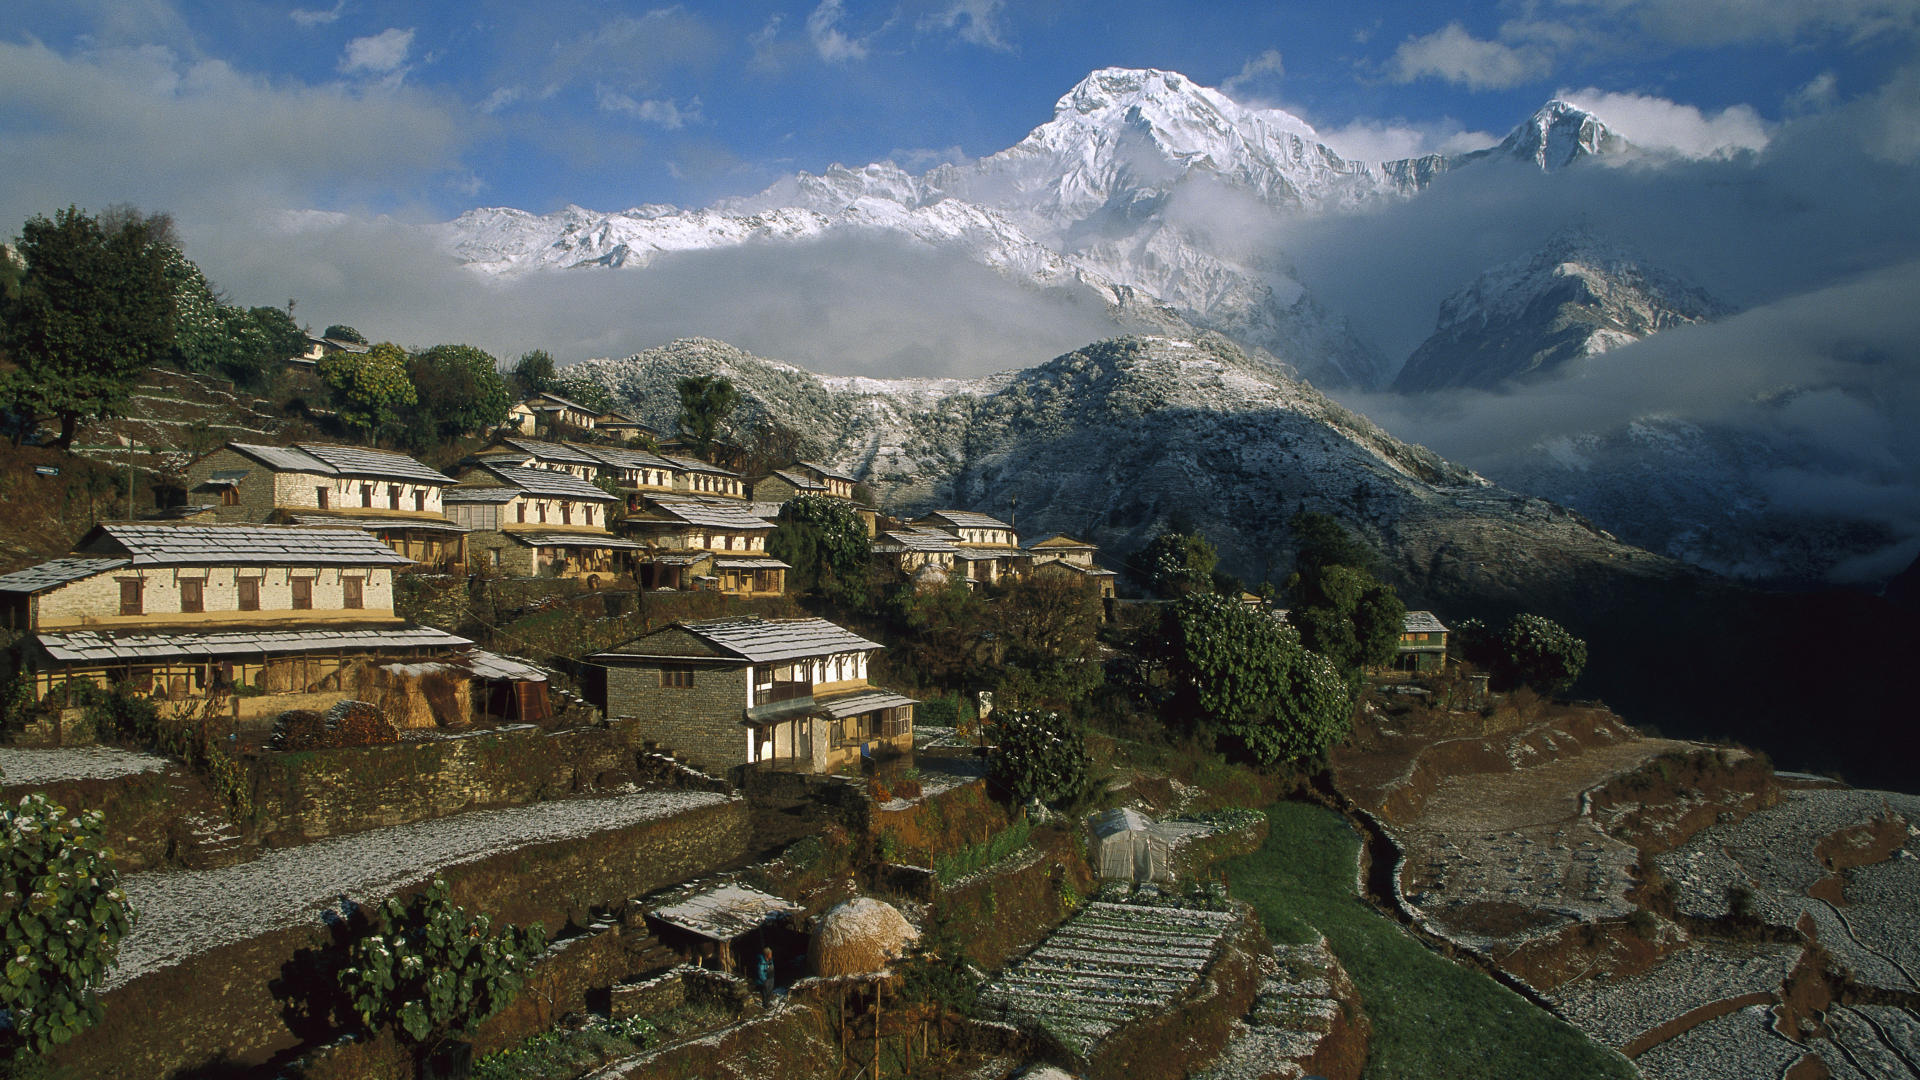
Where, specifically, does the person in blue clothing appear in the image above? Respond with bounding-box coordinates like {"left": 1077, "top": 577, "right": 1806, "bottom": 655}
{"left": 756, "top": 945, "right": 776, "bottom": 1006}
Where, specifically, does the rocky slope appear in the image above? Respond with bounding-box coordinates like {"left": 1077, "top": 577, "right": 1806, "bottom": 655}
{"left": 443, "top": 72, "right": 1637, "bottom": 391}
{"left": 562, "top": 333, "right": 1685, "bottom": 609}
{"left": 1394, "top": 232, "right": 1728, "bottom": 392}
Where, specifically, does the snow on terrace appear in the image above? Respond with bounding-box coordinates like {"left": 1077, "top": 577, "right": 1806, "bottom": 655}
{"left": 1547, "top": 941, "right": 1802, "bottom": 1051}
{"left": 106, "top": 788, "right": 730, "bottom": 990}
{"left": 977, "top": 901, "right": 1241, "bottom": 1056}
{"left": 0, "top": 746, "right": 173, "bottom": 786}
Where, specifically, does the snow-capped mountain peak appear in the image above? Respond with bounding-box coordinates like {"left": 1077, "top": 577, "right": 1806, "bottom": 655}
{"left": 1486, "top": 99, "right": 1632, "bottom": 171}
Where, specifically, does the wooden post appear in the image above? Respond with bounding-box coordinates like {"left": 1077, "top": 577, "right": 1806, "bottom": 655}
{"left": 873, "top": 982, "right": 881, "bottom": 1080}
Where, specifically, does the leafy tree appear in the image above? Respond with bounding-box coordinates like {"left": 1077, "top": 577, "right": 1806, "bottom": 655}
{"left": 323, "top": 324, "right": 367, "bottom": 345}
{"left": 0, "top": 244, "right": 21, "bottom": 306}
{"left": 163, "top": 248, "right": 304, "bottom": 387}
{"left": 406, "top": 343, "right": 511, "bottom": 446}
{"left": 1501, "top": 614, "right": 1588, "bottom": 694}
{"left": 338, "top": 879, "right": 545, "bottom": 1053}
{"left": 1288, "top": 563, "right": 1406, "bottom": 678}
{"left": 991, "top": 572, "right": 1105, "bottom": 710}
{"left": 509, "top": 349, "right": 554, "bottom": 397}
{"left": 551, "top": 375, "right": 613, "bottom": 415}
{"left": 1141, "top": 528, "right": 1218, "bottom": 598}
{"left": 676, "top": 374, "right": 738, "bottom": 457}
{"left": 0, "top": 206, "right": 175, "bottom": 447}
{"left": 1288, "top": 511, "right": 1375, "bottom": 577}
{"left": 768, "top": 494, "right": 871, "bottom": 607}
{"left": 0, "top": 794, "right": 135, "bottom": 1067}
{"left": 988, "top": 710, "right": 1090, "bottom": 808}
{"left": 592, "top": 473, "right": 630, "bottom": 526}
{"left": 1155, "top": 593, "right": 1351, "bottom": 767}
{"left": 889, "top": 579, "right": 989, "bottom": 690}
{"left": 320, "top": 341, "right": 417, "bottom": 439}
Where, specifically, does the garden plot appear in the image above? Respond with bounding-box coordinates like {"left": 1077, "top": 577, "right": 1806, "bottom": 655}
{"left": 977, "top": 901, "right": 1241, "bottom": 1057}
{"left": 0, "top": 745, "right": 172, "bottom": 785}
{"left": 108, "top": 788, "right": 730, "bottom": 989}
{"left": 1192, "top": 937, "right": 1354, "bottom": 1080}
{"left": 1632, "top": 1004, "right": 1810, "bottom": 1080}
{"left": 1804, "top": 850, "right": 1920, "bottom": 994}
{"left": 1822, "top": 1005, "right": 1920, "bottom": 1080}
{"left": 1547, "top": 941, "right": 1801, "bottom": 1051}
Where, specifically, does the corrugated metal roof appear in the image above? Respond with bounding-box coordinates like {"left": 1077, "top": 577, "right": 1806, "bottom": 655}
{"left": 480, "top": 463, "right": 615, "bottom": 501}
{"left": 921, "top": 509, "right": 1012, "bottom": 531}
{"left": 496, "top": 437, "right": 604, "bottom": 467}
{"left": 84, "top": 524, "right": 413, "bottom": 567}
{"left": 660, "top": 454, "right": 740, "bottom": 478}
{"left": 1404, "top": 610, "right": 1448, "bottom": 634}
{"left": 711, "top": 557, "right": 790, "bottom": 570}
{"left": 37, "top": 624, "right": 470, "bottom": 663}
{"left": 287, "top": 514, "right": 468, "bottom": 534}
{"left": 817, "top": 689, "right": 918, "bottom": 718}
{"left": 663, "top": 617, "right": 881, "bottom": 663}
{"left": 0, "top": 557, "right": 131, "bottom": 595}
{"left": 505, "top": 532, "right": 642, "bottom": 549}
{"left": 294, "top": 444, "right": 451, "bottom": 485}
{"left": 643, "top": 496, "right": 774, "bottom": 530}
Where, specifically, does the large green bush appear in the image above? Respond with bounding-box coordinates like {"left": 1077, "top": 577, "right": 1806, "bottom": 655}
{"left": 338, "top": 879, "right": 546, "bottom": 1049}
{"left": 987, "top": 710, "right": 1090, "bottom": 808}
{"left": 0, "top": 794, "right": 134, "bottom": 1067}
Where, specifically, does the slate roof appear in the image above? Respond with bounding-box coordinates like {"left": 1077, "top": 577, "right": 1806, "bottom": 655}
{"left": 642, "top": 496, "right": 775, "bottom": 530}
{"left": 464, "top": 650, "right": 550, "bottom": 683}
{"left": 477, "top": 463, "right": 615, "bottom": 502}
{"left": 874, "top": 530, "right": 959, "bottom": 553}
{"left": 641, "top": 552, "right": 710, "bottom": 567}
{"left": 37, "top": 625, "right": 471, "bottom": 664}
{"left": 1403, "top": 610, "right": 1448, "bottom": 634}
{"left": 817, "top": 689, "right": 918, "bottom": 718}
{"left": 529, "top": 391, "right": 596, "bottom": 413}
{"left": 494, "top": 438, "right": 604, "bottom": 467}
{"left": 581, "top": 445, "right": 679, "bottom": 473}
{"left": 226, "top": 442, "right": 448, "bottom": 485}
{"left": 770, "top": 469, "right": 827, "bottom": 491}
{"left": 504, "top": 532, "right": 642, "bottom": 550}
{"left": 1037, "top": 560, "right": 1117, "bottom": 577}
{"left": 660, "top": 454, "right": 740, "bottom": 478}
{"left": 607, "top": 617, "right": 882, "bottom": 664}
{"left": 796, "top": 461, "right": 858, "bottom": 483}
{"left": 951, "top": 546, "right": 1027, "bottom": 561}
{"left": 921, "top": 510, "right": 1013, "bottom": 532}
{"left": 77, "top": 525, "right": 413, "bottom": 568}
{"left": 648, "top": 883, "right": 800, "bottom": 943}
{"left": 286, "top": 514, "right": 468, "bottom": 534}
{"left": 0, "top": 557, "right": 132, "bottom": 595}
{"left": 442, "top": 486, "right": 521, "bottom": 504}
{"left": 711, "top": 557, "right": 791, "bottom": 570}
{"left": 1025, "top": 534, "right": 1097, "bottom": 551}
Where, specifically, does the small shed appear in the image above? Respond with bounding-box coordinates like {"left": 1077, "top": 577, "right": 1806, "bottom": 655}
{"left": 1091, "top": 808, "right": 1173, "bottom": 884}
{"left": 647, "top": 882, "right": 803, "bottom": 974}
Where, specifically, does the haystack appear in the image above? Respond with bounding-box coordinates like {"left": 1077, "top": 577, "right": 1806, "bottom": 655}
{"left": 808, "top": 897, "right": 919, "bottom": 976}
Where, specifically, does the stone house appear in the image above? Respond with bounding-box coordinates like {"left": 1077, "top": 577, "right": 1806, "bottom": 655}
{"left": 748, "top": 461, "right": 857, "bottom": 503}
{"left": 623, "top": 495, "right": 787, "bottom": 596}
{"left": 1024, "top": 534, "right": 1119, "bottom": 599}
{"left": 913, "top": 510, "right": 1030, "bottom": 586}
{"left": 591, "top": 617, "right": 915, "bottom": 777}
{"left": 467, "top": 437, "right": 605, "bottom": 483}
{"left": 0, "top": 524, "right": 478, "bottom": 729}
{"left": 579, "top": 445, "right": 683, "bottom": 512}
{"left": 505, "top": 391, "right": 601, "bottom": 435}
{"left": 663, "top": 454, "right": 747, "bottom": 499}
{"left": 1395, "top": 611, "right": 1450, "bottom": 673}
{"left": 594, "top": 410, "right": 661, "bottom": 443}
{"left": 183, "top": 442, "right": 465, "bottom": 569}
{"left": 443, "top": 463, "right": 639, "bottom": 582}
{"left": 871, "top": 527, "right": 961, "bottom": 577}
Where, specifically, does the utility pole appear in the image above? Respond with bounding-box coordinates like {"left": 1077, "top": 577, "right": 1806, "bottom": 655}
{"left": 123, "top": 434, "right": 136, "bottom": 520}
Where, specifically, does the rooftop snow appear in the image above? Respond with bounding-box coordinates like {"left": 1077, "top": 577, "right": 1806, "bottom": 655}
{"left": 0, "top": 557, "right": 131, "bottom": 594}
{"left": 464, "top": 649, "right": 550, "bottom": 682}
{"left": 85, "top": 524, "right": 414, "bottom": 568}
{"left": 648, "top": 883, "right": 801, "bottom": 942}
{"left": 38, "top": 625, "right": 471, "bottom": 663}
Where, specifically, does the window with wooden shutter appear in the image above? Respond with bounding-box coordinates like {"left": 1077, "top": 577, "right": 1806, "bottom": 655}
{"left": 119, "top": 578, "right": 143, "bottom": 616}
{"left": 238, "top": 577, "right": 260, "bottom": 611}
{"left": 179, "top": 578, "right": 204, "bottom": 613}
{"left": 659, "top": 665, "right": 694, "bottom": 688}
{"left": 317, "top": 486, "right": 329, "bottom": 509}
{"left": 291, "top": 577, "right": 313, "bottom": 610}
{"left": 342, "top": 577, "right": 363, "bottom": 609}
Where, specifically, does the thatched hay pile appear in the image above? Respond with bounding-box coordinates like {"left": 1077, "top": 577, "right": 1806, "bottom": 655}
{"left": 808, "top": 897, "right": 919, "bottom": 976}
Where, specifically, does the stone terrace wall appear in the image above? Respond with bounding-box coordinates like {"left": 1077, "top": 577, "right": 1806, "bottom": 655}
{"left": 53, "top": 795, "right": 752, "bottom": 1080}
{"left": 247, "top": 719, "right": 712, "bottom": 845}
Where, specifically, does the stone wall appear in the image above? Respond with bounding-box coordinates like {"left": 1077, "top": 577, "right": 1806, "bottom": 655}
{"left": 51, "top": 795, "right": 752, "bottom": 1080}
{"left": 604, "top": 661, "right": 751, "bottom": 774}
{"left": 246, "top": 720, "right": 705, "bottom": 845}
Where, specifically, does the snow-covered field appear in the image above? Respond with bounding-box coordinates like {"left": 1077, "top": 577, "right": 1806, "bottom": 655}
{"left": 108, "top": 788, "right": 730, "bottom": 989}
{"left": 0, "top": 745, "right": 173, "bottom": 786}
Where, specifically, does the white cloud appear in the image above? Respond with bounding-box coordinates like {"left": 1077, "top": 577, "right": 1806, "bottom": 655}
{"left": 289, "top": 1, "right": 345, "bottom": 29}
{"left": 1788, "top": 71, "right": 1840, "bottom": 114}
{"left": 595, "top": 87, "right": 701, "bottom": 130}
{"left": 1389, "top": 22, "right": 1554, "bottom": 90}
{"left": 807, "top": 0, "right": 868, "bottom": 62}
{"left": 1559, "top": 87, "right": 1771, "bottom": 156}
{"left": 1316, "top": 117, "right": 1499, "bottom": 162}
{"left": 1222, "top": 49, "right": 1285, "bottom": 96}
{"left": 339, "top": 27, "right": 413, "bottom": 76}
{"left": 917, "top": 0, "right": 1011, "bottom": 51}
{"left": 1557, "top": 0, "right": 1920, "bottom": 47}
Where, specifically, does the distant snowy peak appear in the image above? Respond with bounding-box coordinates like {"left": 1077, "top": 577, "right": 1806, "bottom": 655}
{"left": 1394, "top": 232, "right": 1727, "bottom": 391}
{"left": 1471, "top": 100, "right": 1633, "bottom": 172}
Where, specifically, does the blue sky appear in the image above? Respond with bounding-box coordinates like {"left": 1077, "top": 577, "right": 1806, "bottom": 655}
{"left": 4, "top": 0, "right": 1914, "bottom": 223}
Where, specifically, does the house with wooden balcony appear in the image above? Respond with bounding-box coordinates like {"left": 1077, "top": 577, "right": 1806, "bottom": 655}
{"left": 594, "top": 410, "right": 661, "bottom": 443}
{"left": 871, "top": 527, "right": 961, "bottom": 578}
{"left": 591, "top": 616, "right": 915, "bottom": 778}
{"left": 467, "top": 437, "right": 605, "bottom": 483}
{"left": 912, "top": 510, "right": 1030, "bottom": 586}
{"left": 1024, "top": 534, "right": 1119, "bottom": 599}
{"left": 443, "top": 463, "right": 639, "bottom": 582}
{"left": 1395, "top": 611, "right": 1450, "bottom": 673}
{"left": 0, "top": 524, "right": 489, "bottom": 731}
{"left": 182, "top": 442, "right": 466, "bottom": 570}
{"left": 748, "top": 461, "right": 858, "bottom": 503}
{"left": 623, "top": 495, "right": 787, "bottom": 596}
{"left": 579, "top": 445, "right": 683, "bottom": 511}
{"left": 663, "top": 455, "right": 747, "bottom": 499}
{"left": 505, "top": 391, "right": 602, "bottom": 435}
